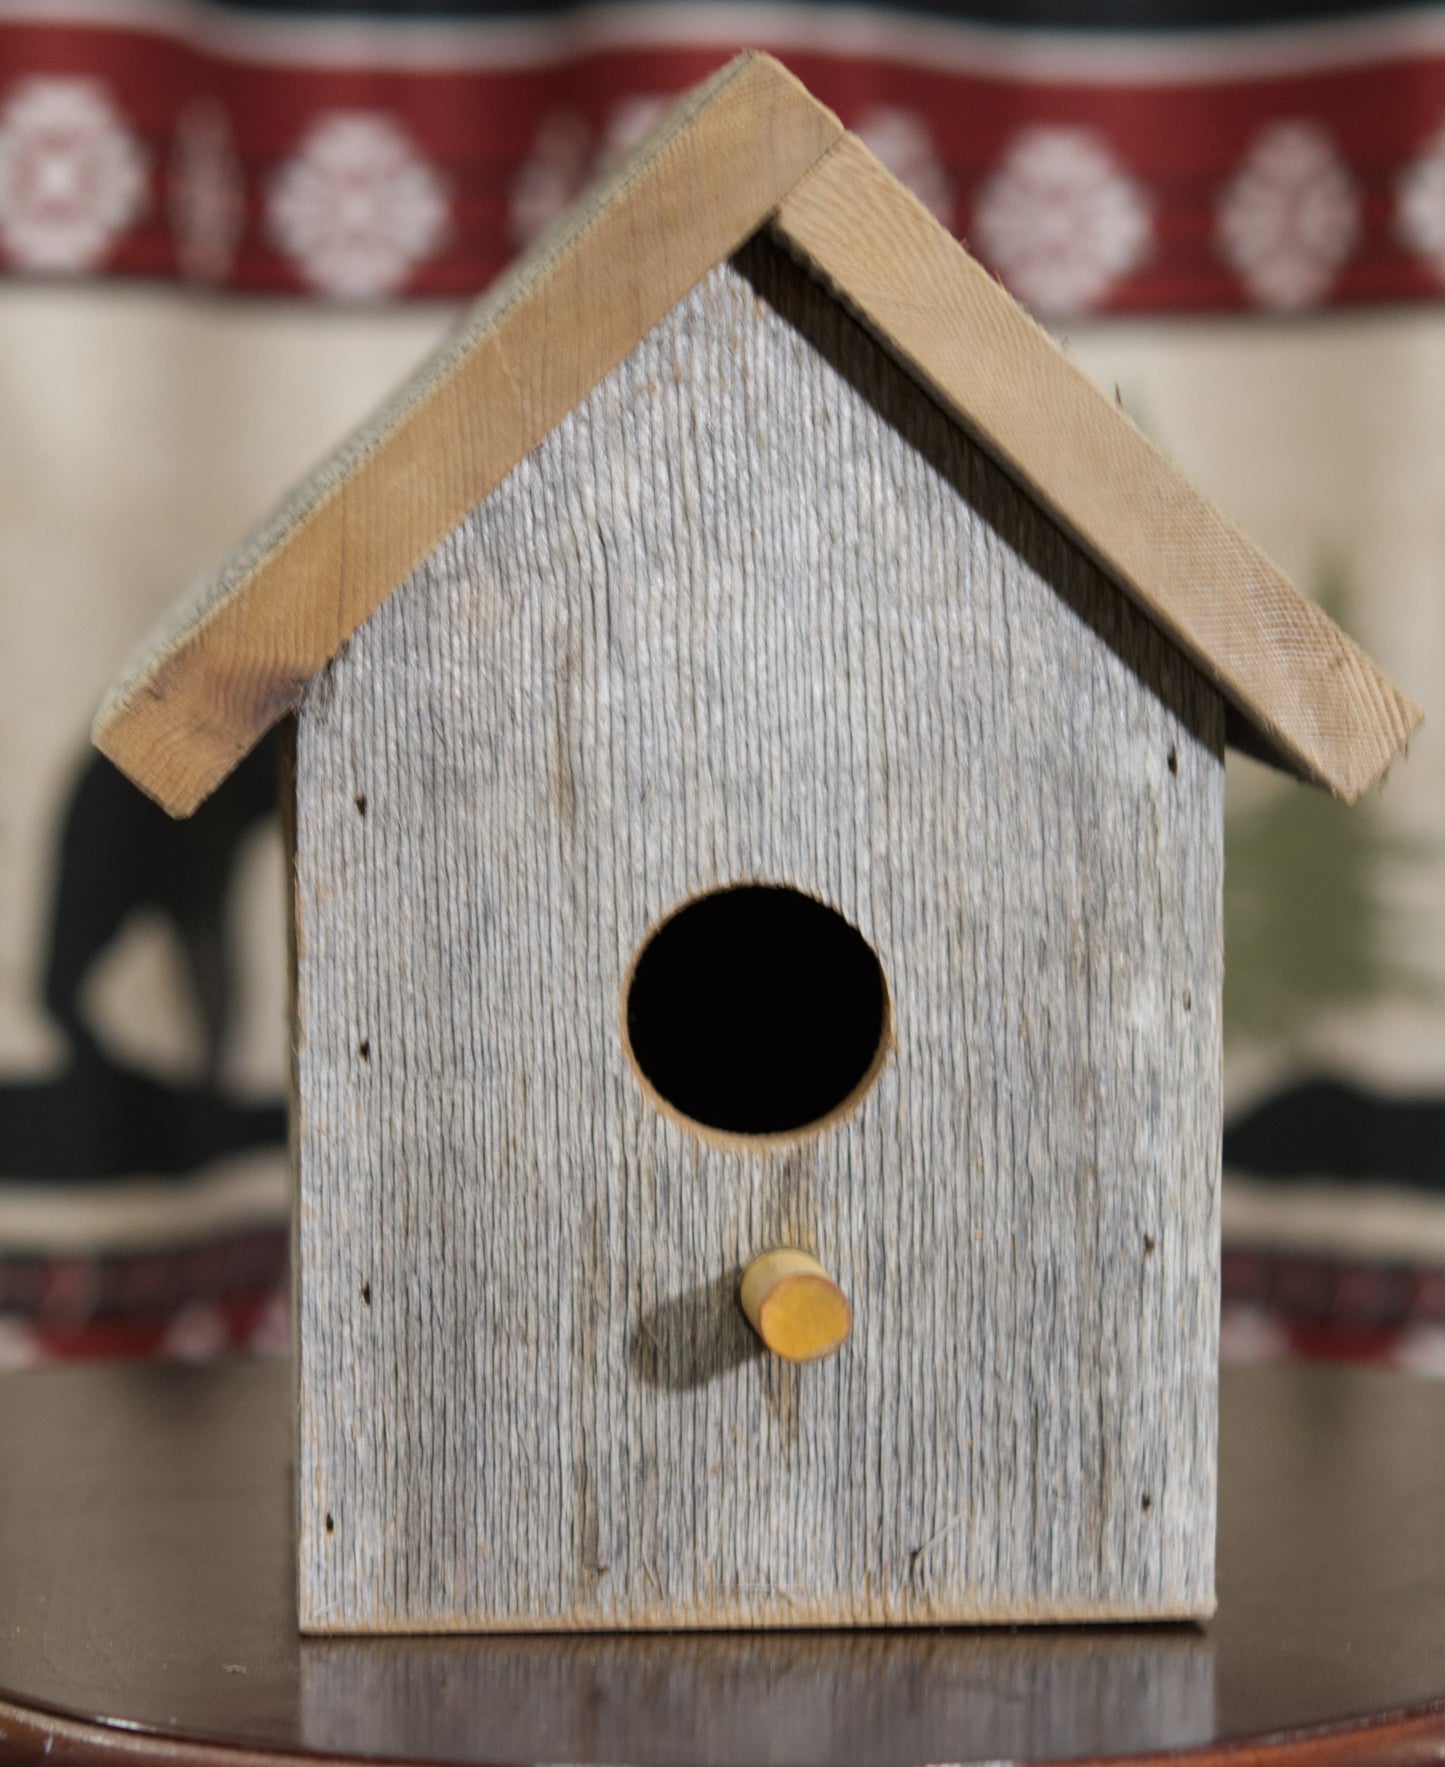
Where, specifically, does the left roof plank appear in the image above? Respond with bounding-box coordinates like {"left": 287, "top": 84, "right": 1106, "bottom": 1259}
{"left": 93, "top": 52, "right": 843, "bottom": 818}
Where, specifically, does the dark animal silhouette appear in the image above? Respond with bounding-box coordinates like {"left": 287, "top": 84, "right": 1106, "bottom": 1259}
{"left": 0, "top": 731, "right": 286, "bottom": 1184}
{"left": 1225, "top": 1075, "right": 1445, "bottom": 1193}
{"left": 44, "top": 733, "right": 280, "bottom": 1080}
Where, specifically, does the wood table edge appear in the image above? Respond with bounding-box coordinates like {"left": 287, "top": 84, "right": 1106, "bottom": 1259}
{"left": 5, "top": 1690, "right": 1445, "bottom": 1767}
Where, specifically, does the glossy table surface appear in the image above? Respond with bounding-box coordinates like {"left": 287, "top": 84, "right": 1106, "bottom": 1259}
{"left": 0, "top": 1358, "right": 1443, "bottom": 1767}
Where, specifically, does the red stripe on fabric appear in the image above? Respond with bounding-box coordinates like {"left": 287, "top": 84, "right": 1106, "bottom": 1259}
{"left": 1223, "top": 1247, "right": 1445, "bottom": 1330}
{"left": 1285, "top": 1321, "right": 1408, "bottom": 1363}
{"left": 1, "top": 23, "right": 1445, "bottom": 310}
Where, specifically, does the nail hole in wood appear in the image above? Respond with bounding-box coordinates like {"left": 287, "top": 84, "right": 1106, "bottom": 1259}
{"left": 1142, "top": 1494, "right": 1154, "bottom": 1513}
{"left": 354, "top": 793, "right": 367, "bottom": 817}
{"left": 623, "top": 884, "right": 890, "bottom": 1141}
{"left": 325, "top": 1512, "right": 335, "bottom": 1533}
{"left": 1144, "top": 1235, "right": 1157, "bottom": 1257}
{"left": 358, "top": 1039, "right": 370, "bottom": 1063}
{"left": 1183, "top": 988, "right": 1192, "bottom": 1012}
{"left": 361, "top": 1282, "right": 372, "bottom": 1306}
{"left": 1167, "top": 747, "right": 1179, "bottom": 776}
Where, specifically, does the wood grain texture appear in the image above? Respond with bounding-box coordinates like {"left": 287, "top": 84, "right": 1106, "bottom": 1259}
{"left": 94, "top": 65, "right": 1415, "bottom": 822}
{"left": 769, "top": 135, "right": 1420, "bottom": 802}
{"left": 93, "top": 52, "right": 841, "bottom": 817}
{"left": 292, "top": 236, "right": 1225, "bottom": 1634}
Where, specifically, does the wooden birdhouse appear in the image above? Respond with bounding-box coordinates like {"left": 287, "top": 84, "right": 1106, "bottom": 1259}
{"left": 95, "top": 54, "right": 1418, "bottom": 1635}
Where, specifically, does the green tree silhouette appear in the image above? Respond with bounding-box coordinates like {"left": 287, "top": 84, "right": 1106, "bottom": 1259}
{"left": 1224, "top": 564, "right": 1432, "bottom": 1046}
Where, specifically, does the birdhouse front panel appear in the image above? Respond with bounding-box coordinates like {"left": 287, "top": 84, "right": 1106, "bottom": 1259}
{"left": 290, "top": 234, "right": 1225, "bottom": 1634}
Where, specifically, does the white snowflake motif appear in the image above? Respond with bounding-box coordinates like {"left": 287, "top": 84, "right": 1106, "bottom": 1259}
{"left": 1396, "top": 120, "right": 1445, "bottom": 283}
{"left": 854, "top": 106, "right": 953, "bottom": 229}
{"left": 0, "top": 1315, "right": 44, "bottom": 1374}
{"left": 247, "top": 1289, "right": 291, "bottom": 1358}
{"left": 509, "top": 96, "right": 668, "bottom": 249}
{"left": 1217, "top": 1304, "right": 1291, "bottom": 1367}
{"left": 972, "top": 126, "right": 1150, "bottom": 317}
{"left": 1217, "top": 121, "right": 1359, "bottom": 310}
{"left": 160, "top": 1300, "right": 231, "bottom": 1364}
{"left": 170, "top": 96, "right": 245, "bottom": 283}
{"left": 599, "top": 95, "right": 668, "bottom": 168}
{"left": 509, "top": 108, "right": 590, "bottom": 247}
{"left": 268, "top": 111, "right": 448, "bottom": 298}
{"left": 1393, "top": 1323, "right": 1445, "bottom": 1378}
{"left": 0, "top": 77, "right": 147, "bottom": 272}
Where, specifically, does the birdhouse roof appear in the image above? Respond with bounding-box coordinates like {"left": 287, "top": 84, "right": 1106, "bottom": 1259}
{"left": 95, "top": 52, "right": 1419, "bottom": 816}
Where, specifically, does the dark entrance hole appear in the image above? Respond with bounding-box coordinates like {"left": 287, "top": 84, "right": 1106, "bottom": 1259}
{"left": 624, "top": 885, "right": 889, "bottom": 1139}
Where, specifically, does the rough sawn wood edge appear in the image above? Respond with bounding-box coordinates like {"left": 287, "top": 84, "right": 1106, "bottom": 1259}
{"left": 92, "top": 52, "right": 843, "bottom": 817}
{"left": 92, "top": 59, "right": 1419, "bottom": 815}
{"left": 768, "top": 134, "right": 1421, "bottom": 803}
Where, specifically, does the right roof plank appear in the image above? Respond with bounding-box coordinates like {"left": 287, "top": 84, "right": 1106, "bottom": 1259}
{"left": 770, "top": 132, "right": 1421, "bottom": 801}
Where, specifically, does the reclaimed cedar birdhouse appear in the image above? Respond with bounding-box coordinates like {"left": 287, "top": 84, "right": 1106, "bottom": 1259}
{"left": 95, "top": 54, "right": 1419, "bottom": 1635}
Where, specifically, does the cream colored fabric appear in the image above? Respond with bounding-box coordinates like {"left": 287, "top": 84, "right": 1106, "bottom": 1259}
{"left": 1071, "top": 314, "right": 1444, "bottom": 1104}
{"left": 0, "top": 283, "right": 1440, "bottom": 1253}
{"left": 0, "top": 283, "right": 455, "bottom": 1246}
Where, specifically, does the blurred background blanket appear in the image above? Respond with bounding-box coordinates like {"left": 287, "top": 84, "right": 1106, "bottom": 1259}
{"left": 0, "top": 0, "right": 1440, "bottom": 1370}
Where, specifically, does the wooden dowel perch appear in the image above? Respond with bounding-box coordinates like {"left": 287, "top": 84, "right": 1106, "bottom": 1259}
{"left": 739, "top": 1250, "right": 852, "bottom": 1363}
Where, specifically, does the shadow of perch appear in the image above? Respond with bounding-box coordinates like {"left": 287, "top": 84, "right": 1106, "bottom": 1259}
{"left": 630, "top": 1268, "right": 763, "bottom": 1391}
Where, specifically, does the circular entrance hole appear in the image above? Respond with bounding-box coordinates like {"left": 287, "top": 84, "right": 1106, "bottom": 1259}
{"left": 623, "top": 885, "right": 890, "bottom": 1140}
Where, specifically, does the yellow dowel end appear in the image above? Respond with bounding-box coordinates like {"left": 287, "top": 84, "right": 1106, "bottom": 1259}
{"left": 739, "top": 1249, "right": 851, "bottom": 1363}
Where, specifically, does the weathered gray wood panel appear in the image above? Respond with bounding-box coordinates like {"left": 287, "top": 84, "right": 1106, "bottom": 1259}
{"left": 294, "top": 235, "right": 1224, "bottom": 1633}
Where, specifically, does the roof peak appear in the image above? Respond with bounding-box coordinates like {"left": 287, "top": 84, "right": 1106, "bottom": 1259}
{"left": 95, "top": 51, "right": 1417, "bottom": 814}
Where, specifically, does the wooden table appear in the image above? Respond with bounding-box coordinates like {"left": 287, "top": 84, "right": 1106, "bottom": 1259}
{"left": 0, "top": 1359, "right": 1442, "bottom": 1767}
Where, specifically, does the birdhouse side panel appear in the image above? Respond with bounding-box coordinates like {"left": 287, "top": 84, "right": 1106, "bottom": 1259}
{"left": 291, "top": 236, "right": 1224, "bottom": 1633}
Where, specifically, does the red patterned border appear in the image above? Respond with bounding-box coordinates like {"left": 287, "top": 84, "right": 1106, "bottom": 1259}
{"left": 0, "top": 1229, "right": 287, "bottom": 1366}
{"left": 4, "top": 12, "right": 1445, "bottom": 311}
{"left": 1, "top": 1236, "right": 1443, "bottom": 1372}
{"left": 1221, "top": 1248, "right": 1445, "bottom": 1373}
